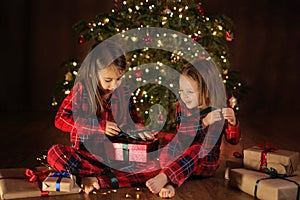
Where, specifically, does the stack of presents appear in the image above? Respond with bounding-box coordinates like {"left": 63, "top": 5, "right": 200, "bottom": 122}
{"left": 225, "top": 143, "right": 300, "bottom": 200}
{"left": 0, "top": 136, "right": 159, "bottom": 199}
{"left": 0, "top": 167, "right": 82, "bottom": 199}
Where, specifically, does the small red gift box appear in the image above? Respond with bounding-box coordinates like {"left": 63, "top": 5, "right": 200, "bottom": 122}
{"left": 105, "top": 137, "right": 159, "bottom": 163}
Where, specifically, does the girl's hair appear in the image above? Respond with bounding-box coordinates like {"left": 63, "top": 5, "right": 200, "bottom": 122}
{"left": 180, "top": 61, "right": 211, "bottom": 109}
{"left": 77, "top": 41, "right": 127, "bottom": 114}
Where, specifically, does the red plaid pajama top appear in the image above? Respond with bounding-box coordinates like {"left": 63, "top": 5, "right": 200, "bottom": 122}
{"left": 54, "top": 81, "right": 143, "bottom": 149}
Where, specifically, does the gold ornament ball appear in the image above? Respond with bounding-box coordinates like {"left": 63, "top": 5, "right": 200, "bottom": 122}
{"left": 65, "top": 71, "right": 73, "bottom": 81}
{"left": 229, "top": 96, "right": 237, "bottom": 108}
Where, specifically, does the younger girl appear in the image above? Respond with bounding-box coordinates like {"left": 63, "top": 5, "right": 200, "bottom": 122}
{"left": 146, "top": 60, "right": 241, "bottom": 198}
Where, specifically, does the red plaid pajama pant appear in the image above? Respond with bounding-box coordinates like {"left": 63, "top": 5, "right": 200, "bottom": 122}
{"left": 47, "top": 144, "right": 161, "bottom": 188}
{"left": 159, "top": 133, "right": 220, "bottom": 187}
{"left": 47, "top": 138, "right": 219, "bottom": 188}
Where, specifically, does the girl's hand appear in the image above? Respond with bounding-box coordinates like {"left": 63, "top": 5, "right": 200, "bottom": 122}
{"left": 202, "top": 109, "right": 223, "bottom": 128}
{"left": 105, "top": 121, "right": 121, "bottom": 136}
{"left": 137, "top": 130, "right": 157, "bottom": 141}
{"left": 222, "top": 108, "right": 237, "bottom": 126}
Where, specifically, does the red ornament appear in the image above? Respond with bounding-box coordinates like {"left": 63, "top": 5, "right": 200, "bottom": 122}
{"left": 142, "top": 36, "right": 152, "bottom": 44}
{"left": 114, "top": 0, "right": 119, "bottom": 10}
{"left": 158, "top": 113, "right": 164, "bottom": 121}
{"left": 158, "top": 112, "right": 164, "bottom": 124}
{"left": 196, "top": 5, "right": 205, "bottom": 15}
{"left": 78, "top": 36, "right": 85, "bottom": 44}
{"left": 229, "top": 96, "right": 237, "bottom": 108}
{"left": 135, "top": 70, "right": 143, "bottom": 78}
{"left": 192, "top": 35, "right": 199, "bottom": 41}
{"left": 226, "top": 31, "right": 234, "bottom": 42}
{"left": 198, "top": 55, "right": 206, "bottom": 60}
{"left": 88, "top": 23, "right": 93, "bottom": 28}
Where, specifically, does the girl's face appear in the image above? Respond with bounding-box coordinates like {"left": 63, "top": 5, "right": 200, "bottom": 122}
{"left": 98, "top": 65, "right": 125, "bottom": 95}
{"left": 179, "top": 74, "right": 199, "bottom": 109}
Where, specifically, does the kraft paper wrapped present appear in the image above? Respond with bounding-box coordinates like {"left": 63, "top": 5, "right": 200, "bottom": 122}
{"left": 224, "top": 158, "right": 243, "bottom": 180}
{"left": 0, "top": 168, "right": 80, "bottom": 199}
{"left": 105, "top": 136, "right": 159, "bottom": 163}
{"left": 243, "top": 146, "right": 300, "bottom": 175}
{"left": 42, "top": 171, "right": 81, "bottom": 192}
{"left": 229, "top": 168, "right": 300, "bottom": 200}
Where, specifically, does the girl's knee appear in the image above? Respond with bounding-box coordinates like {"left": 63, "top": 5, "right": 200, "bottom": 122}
{"left": 47, "top": 144, "right": 68, "bottom": 168}
{"left": 47, "top": 144, "right": 65, "bottom": 156}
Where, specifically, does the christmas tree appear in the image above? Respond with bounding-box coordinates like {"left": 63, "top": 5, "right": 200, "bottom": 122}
{"left": 51, "top": 0, "right": 247, "bottom": 132}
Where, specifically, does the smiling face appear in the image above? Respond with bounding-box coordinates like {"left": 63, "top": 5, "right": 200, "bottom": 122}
{"left": 179, "top": 74, "right": 199, "bottom": 109}
{"left": 98, "top": 64, "right": 125, "bottom": 95}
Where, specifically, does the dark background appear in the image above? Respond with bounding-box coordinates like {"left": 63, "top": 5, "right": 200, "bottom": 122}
{"left": 205, "top": 0, "right": 300, "bottom": 116}
{"left": 1, "top": 0, "right": 299, "bottom": 115}
{"left": 0, "top": 0, "right": 299, "bottom": 167}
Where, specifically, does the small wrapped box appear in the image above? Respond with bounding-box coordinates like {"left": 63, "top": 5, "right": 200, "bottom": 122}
{"left": 105, "top": 137, "right": 159, "bottom": 163}
{"left": 229, "top": 168, "right": 300, "bottom": 200}
{"left": 0, "top": 168, "right": 80, "bottom": 199}
{"left": 224, "top": 158, "right": 243, "bottom": 180}
{"left": 243, "top": 146, "right": 300, "bottom": 175}
{"left": 42, "top": 171, "right": 81, "bottom": 193}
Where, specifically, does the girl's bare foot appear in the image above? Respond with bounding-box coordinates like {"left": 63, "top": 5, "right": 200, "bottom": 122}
{"left": 146, "top": 173, "right": 168, "bottom": 194}
{"left": 81, "top": 177, "right": 100, "bottom": 194}
{"left": 159, "top": 184, "right": 175, "bottom": 198}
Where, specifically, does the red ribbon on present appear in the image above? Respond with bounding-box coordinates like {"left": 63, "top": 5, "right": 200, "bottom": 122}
{"left": 25, "top": 168, "right": 51, "bottom": 182}
{"left": 25, "top": 169, "right": 52, "bottom": 197}
{"left": 40, "top": 191, "right": 49, "bottom": 197}
{"left": 0, "top": 169, "right": 50, "bottom": 197}
{"left": 255, "top": 142, "right": 278, "bottom": 172}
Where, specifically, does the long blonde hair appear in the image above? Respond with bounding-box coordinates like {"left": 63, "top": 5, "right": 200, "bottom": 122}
{"left": 76, "top": 41, "right": 127, "bottom": 115}
{"left": 180, "top": 61, "right": 211, "bottom": 110}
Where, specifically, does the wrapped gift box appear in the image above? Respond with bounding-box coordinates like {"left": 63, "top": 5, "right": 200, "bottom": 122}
{"left": 105, "top": 136, "right": 159, "bottom": 163}
{"left": 229, "top": 168, "right": 300, "bottom": 200}
{"left": 294, "top": 163, "right": 300, "bottom": 176}
{"left": 243, "top": 146, "right": 300, "bottom": 175}
{"left": 0, "top": 168, "right": 80, "bottom": 199}
{"left": 42, "top": 172, "right": 81, "bottom": 193}
{"left": 224, "top": 158, "right": 243, "bottom": 180}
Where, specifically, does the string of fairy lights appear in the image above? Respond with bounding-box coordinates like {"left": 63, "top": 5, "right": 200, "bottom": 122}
{"left": 52, "top": 0, "right": 246, "bottom": 124}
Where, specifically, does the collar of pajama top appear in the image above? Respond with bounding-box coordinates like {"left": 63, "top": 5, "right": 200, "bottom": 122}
{"left": 176, "top": 102, "right": 209, "bottom": 141}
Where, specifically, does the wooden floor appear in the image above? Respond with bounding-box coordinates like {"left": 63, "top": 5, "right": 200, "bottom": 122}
{"left": 0, "top": 111, "right": 299, "bottom": 199}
